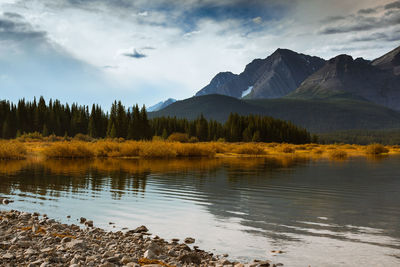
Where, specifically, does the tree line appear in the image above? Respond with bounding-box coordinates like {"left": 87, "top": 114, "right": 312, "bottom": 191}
{"left": 0, "top": 97, "right": 313, "bottom": 144}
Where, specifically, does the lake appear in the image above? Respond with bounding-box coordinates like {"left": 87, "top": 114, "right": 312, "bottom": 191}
{"left": 0, "top": 156, "right": 399, "bottom": 266}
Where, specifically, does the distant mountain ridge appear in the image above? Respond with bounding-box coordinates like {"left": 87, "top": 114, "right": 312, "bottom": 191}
{"left": 289, "top": 49, "right": 400, "bottom": 110}
{"left": 148, "top": 94, "right": 400, "bottom": 132}
{"left": 148, "top": 98, "right": 176, "bottom": 112}
{"left": 196, "top": 49, "right": 325, "bottom": 99}
{"left": 150, "top": 45, "right": 400, "bottom": 133}
{"left": 195, "top": 45, "right": 400, "bottom": 111}
{"left": 372, "top": 45, "right": 400, "bottom": 75}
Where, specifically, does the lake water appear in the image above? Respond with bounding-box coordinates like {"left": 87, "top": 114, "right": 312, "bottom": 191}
{"left": 0, "top": 156, "right": 399, "bottom": 266}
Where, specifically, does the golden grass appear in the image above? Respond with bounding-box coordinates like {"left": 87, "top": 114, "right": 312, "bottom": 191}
{"left": 329, "top": 149, "right": 348, "bottom": 160}
{"left": 1, "top": 139, "right": 400, "bottom": 160}
{"left": 43, "top": 141, "right": 95, "bottom": 158}
{"left": 365, "top": 144, "right": 389, "bottom": 155}
{"left": 0, "top": 141, "right": 27, "bottom": 159}
{"left": 232, "top": 143, "right": 266, "bottom": 155}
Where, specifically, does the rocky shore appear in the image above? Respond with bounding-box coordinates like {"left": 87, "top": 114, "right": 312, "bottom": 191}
{"left": 0, "top": 210, "right": 280, "bottom": 267}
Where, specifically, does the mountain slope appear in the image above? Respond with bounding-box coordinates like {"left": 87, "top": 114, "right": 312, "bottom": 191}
{"left": 149, "top": 95, "right": 400, "bottom": 132}
{"left": 148, "top": 98, "right": 176, "bottom": 112}
{"left": 148, "top": 94, "right": 266, "bottom": 121}
{"left": 289, "top": 54, "right": 400, "bottom": 111}
{"left": 372, "top": 45, "right": 400, "bottom": 75}
{"left": 246, "top": 98, "right": 400, "bottom": 132}
{"left": 196, "top": 49, "right": 325, "bottom": 99}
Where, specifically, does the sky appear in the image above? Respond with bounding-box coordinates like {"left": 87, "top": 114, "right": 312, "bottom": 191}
{"left": 0, "top": 0, "right": 399, "bottom": 108}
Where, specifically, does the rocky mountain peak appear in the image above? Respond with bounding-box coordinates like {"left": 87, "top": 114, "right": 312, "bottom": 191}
{"left": 372, "top": 45, "right": 400, "bottom": 75}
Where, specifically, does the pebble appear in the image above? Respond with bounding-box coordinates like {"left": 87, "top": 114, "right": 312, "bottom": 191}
{"left": 184, "top": 237, "right": 195, "bottom": 244}
{"left": 0, "top": 209, "right": 280, "bottom": 267}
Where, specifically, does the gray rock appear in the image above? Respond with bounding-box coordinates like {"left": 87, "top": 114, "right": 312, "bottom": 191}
{"left": 143, "top": 249, "right": 157, "bottom": 259}
{"left": 184, "top": 237, "right": 195, "bottom": 244}
{"left": 66, "top": 239, "right": 86, "bottom": 250}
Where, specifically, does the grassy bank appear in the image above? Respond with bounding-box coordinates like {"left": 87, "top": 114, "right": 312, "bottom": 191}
{"left": 0, "top": 138, "right": 399, "bottom": 160}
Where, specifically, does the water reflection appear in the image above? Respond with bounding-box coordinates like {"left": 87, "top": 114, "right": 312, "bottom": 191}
{"left": 0, "top": 156, "right": 400, "bottom": 266}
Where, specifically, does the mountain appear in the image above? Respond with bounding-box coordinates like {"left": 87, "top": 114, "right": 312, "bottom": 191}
{"left": 289, "top": 54, "right": 400, "bottom": 111}
{"left": 147, "top": 98, "right": 177, "bottom": 112}
{"left": 195, "top": 49, "right": 325, "bottom": 99}
{"left": 372, "top": 45, "right": 400, "bottom": 75}
{"left": 149, "top": 94, "right": 266, "bottom": 122}
{"left": 149, "top": 95, "right": 400, "bottom": 132}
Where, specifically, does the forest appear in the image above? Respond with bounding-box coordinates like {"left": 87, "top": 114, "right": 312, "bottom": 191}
{"left": 0, "top": 97, "right": 313, "bottom": 144}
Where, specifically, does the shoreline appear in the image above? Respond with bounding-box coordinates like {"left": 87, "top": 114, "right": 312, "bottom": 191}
{"left": 1, "top": 139, "right": 399, "bottom": 161}
{"left": 0, "top": 209, "right": 279, "bottom": 267}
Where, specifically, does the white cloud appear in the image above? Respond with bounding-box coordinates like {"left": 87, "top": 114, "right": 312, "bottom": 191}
{"left": 1, "top": 0, "right": 399, "bottom": 106}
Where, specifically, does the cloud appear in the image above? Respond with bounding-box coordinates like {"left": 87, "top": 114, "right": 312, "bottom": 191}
{"left": 321, "top": 15, "right": 347, "bottom": 23}
{"left": 319, "top": 12, "right": 400, "bottom": 34}
{"left": 357, "top": 8, "right": 377, "bottom": 14}
{"left": 123, "top": 49, "right": 147, "bottom": 58}
{"left": 351, "top": 30, "right": 400, "bottom": 42}
{"left": 252, "top": 17, "right": 262, "bottom": 24}
{"left": 0, "top": 13, "right": 47, "bottom": 42}
{"left": 3, "top": 12, "right": 23, "bottom": 18}
{"left": 385, "top": 1, "right": 400, "bottom": 10}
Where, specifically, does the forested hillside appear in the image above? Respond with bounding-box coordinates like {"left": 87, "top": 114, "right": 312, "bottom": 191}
{"left": 0, "top": 97, "right": 312, "bottom": 144}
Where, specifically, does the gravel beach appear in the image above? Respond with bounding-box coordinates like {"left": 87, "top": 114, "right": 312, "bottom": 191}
{"left": 0, "top": 210, "right": 280, "bottom": 267}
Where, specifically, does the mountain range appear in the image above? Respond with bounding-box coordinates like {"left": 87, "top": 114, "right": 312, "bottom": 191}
{"left": 147, "top": 98, "right": 176, "bottom": 112}
{"left": 149, "top": 45, "right": 400, "bottom": 132}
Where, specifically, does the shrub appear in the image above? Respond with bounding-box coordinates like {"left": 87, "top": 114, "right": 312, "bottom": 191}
{"left": 0, "top": 141, "right": 27, "bottom": 159}
{"left": 95, "top": 141, "right": 121, "bottom": 157}
{"left": 74, "top": 133, "right": 94, "bottom": 142}
{"left": 43, "top": 142, "right": 94, "bottom": 158}
{"left": 167, "top": 133, "right": 189, "bottom": 143}
{"left": 233, "top": 143, "right": 266, "bottom": 155}
{"left": 119, "top": 141, "right": 141, "bottom": 157}
{"left": 139, "top": 142, "right": 177, "bottom": 158}
{"left": 313, "top": 148, "right": 324, "bottom": 155}
{"left": 329, "top": 149, "right": 348, "bottom": 160}
{"left": 17, "top": 132, "right": 44, "bottom": 142}
{"left": 365, "top": 144, "right": 389, "bottom": 155}
{"left": 188, "top": 136, "right": 199, "bottom": 143}
{"left": 281, "top": 145, "right": 295, "bottom": 153}
{"left": 175, "top": 143, "right": 216, "bottom": 157}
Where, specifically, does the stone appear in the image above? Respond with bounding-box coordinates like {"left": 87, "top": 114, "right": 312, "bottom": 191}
{"left": 61, "top": 237, "right": 72, "bottom": 243}
{"left": 132, "top": 225, "right": 148, "bottom": 233}
{"left": 178, "top": 252, "right": 202, "bottom": 264}
{"left": 32, "top": 224, "right": 39, "bottom": 233}
{"left": 40, "top": 247, "right": 54, "bottom": 253}
{"left": 2, "top": 199, "right": 10, "bottom": 204}
{"left": 66, "top": 239, "right": 86, "bottom": 250}
{"left": 99, "top": 262, "right": 115, "bottom": 267}
{"left": 120, "top": 256, "right": 135, "bottom": 264}
{"left": 85, "top": 220, "right": 93, "bottom": 227}
{"left": 143, "top": 249, "right": 157, "bottom": 259}
{"left": 17, "top": 240, "right": 33, "bottom": 248}
{"left": 107, "top": 256, "right": 120, "bottom": 263}
{"left": 2, "top": 252, "right": 15, "bottom": 260}
{"left": 80, "top": 217, "right": 86, "bottom": 223}
{"left": 184, "top": 237, "right": 195, "bottom": 244}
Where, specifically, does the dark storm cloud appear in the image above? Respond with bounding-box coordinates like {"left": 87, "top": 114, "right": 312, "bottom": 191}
{"left": 319, "top": 12, "right": 400, "bottom": 34}
{"left": 385, "top": 1, "right": 400, "bottom": 10}
{"left": 0, "top": 15, "right": 47, "bottom": 42}
{"left": 357, "top": 8, "right": 377, "bottom": 15}
{"left": 3, "top": 12, "right": 24, "bottom": 18}
{"left": 351, "top": 29, "right": 400, "bottom": 42}
{"left": 321, "top": 16, "right": 347, "bottom": 23}
{"left": 123, "top": 49, "right": 147, "bottom": 59}
{"left": 44, "top": 0, "right": 288, "bottom": 33}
